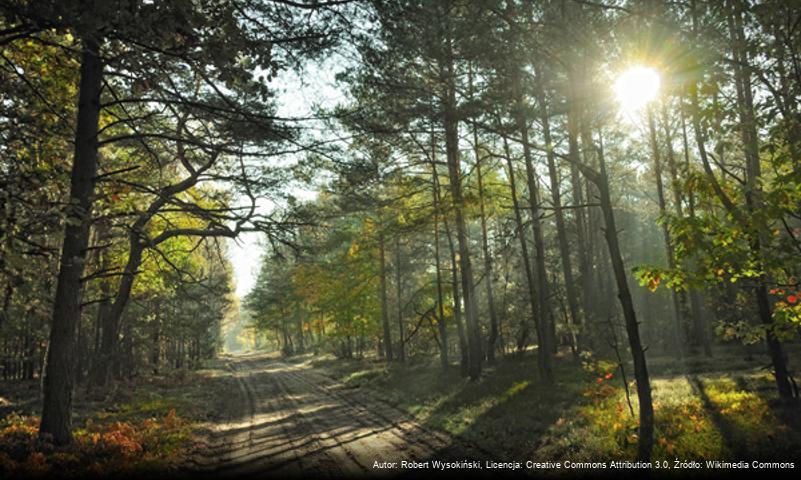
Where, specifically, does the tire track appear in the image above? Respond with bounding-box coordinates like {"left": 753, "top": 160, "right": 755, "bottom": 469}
{"left": 272, "top": 365, "right": 412, "bottom": 472}
{"left": 279, "top": 366, "right": 448, "bottom": 458}
{"left": 279, "top": 363, "right": 492, "bottom": 460}
{"left": 186, "top": 361, "right": 257, "bottom": 472}
{"left": 212, "top": 359, "right": 309, "bottom": 479}
{"left": 187, "top": 354, "right": 484, "bottom": 478}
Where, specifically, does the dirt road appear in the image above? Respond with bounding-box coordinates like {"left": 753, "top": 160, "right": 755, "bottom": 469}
{"left": 187, "top": 353, "right": 487, "bottom": 478}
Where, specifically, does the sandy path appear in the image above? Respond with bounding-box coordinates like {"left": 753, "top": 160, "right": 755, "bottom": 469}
{"left": 186, "top": 353, "right": 487, "bottom": 478}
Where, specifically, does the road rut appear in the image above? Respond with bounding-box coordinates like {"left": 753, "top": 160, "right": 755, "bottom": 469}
{"left": 186, "top": 354, "right": 487, "bottom": 478}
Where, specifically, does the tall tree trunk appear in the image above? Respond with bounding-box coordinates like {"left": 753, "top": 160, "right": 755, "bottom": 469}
{"left": 580, "top": 113, "right": 603, "bottom": 333}
{"left": 89, "top": 220, "right": 111, "bottom": 383}
{"left": 40, "top": 36, "right": 103, "bottom": 445}
{"left": 441, "top": 42, "right": 481, "bottom": 380}
{"left": 151, "top": 305, "right": 161, "bottom": 372}
{"left": 659, "top": 103, "right": 702, "bottom": 353}
{"left": 569, "top": 93, "right": 595, "bottom": 349}
{"left": 296, "top": 312, "right": 305, "bottom": 353}
{"left": 679, "top": 105, "right": 713, "bottom": 357}
{"left": 431, "top": 144, "right": 449, "bottom": 368}
{"left": 122, "top": 320, "right": 133, "bottom": 378}
{"left": 582, "top": 134, "right": 654, "bottom": 461}
{"left": 512, "top": 67, "right": 553, "bottom": 381}
{"left": 92, "top": 242, "right": 144, "bottom": 386}
{"left": 563, "top": 0, "right": 594, "bottom": 353}
{"left": 378, "top": 229, "right": 393, "bottom": 362}
{"left": 472, "top": 124, "right": 499, "bottom": 363}
{"left": 647, "top": 107, "right": 685, "bottom": 359}
{"left": 499, "top": 129, "right": 540, "bottom": 363}
{"left": 443, "top": 215, "right": 468, "bottom": 375}
{"left": 727, "top": 0, "right": 793, "bottom": 399}
{"left": 395, "top": 236, "right": 405, "bottom": 363}
{"left": 281, "top": 315, "right": 290, "bottom": 356}
{"left": 538, "top": 77, "right": 582, "bottom": 359}
{"left": 75, "top": 311, "right": 85, "bottom": 384}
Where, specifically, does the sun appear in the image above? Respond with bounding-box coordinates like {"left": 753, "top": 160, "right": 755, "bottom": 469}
{"left": 614, "top": 66, "right": 661, "bottom": 115}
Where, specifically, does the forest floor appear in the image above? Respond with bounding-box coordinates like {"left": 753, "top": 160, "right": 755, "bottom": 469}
{"left": 2, "top": 347, "right": 801, "bottom": 477}
{"left": 0, "top": 362, "right": 239, "bottom": 477}
{"left": 303, "top": 345, "right": 801, "bottom": 470}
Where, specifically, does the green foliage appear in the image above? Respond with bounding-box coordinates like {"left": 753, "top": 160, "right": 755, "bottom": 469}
{"left": 636, "top": 148, "right": 801, "bottom": 344}
{"left": 245, "top": 210, "right": 384, "bottom": 356}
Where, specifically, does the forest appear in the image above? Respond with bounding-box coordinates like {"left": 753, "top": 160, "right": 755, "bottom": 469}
{"left": 1, "top": 0, "right": 800, "bottom": 478}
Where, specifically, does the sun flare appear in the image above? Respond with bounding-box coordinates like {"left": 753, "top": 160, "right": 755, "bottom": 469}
{"left": 614, "top": 66, "right": 661, "bottom": 114}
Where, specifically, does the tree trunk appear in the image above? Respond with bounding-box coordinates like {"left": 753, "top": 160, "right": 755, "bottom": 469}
{"left": 538, "top": 78, "right": 582, "bottom": 359}
{"left": 580, "top": 115, "right": 603, "bottom": 336}
{"left": 468, "top": 67, "right": 499, "bottom": 363}
{"left": 472, "top": 124, "right": 499, "bottom": 363}
{"left": 24, "top": 319, "right": 34, "bottom": 380}
{"left": 441, "top": 44, "right": 481, "bottom": 380}
{"left": 659, "top": 103, "right": 703, "bottom": 354}
{"left": 647, "top": 107, "right": 685, "bottom": 359}
{"left": 587, "top": 134, "right": 654, "bottom": 461}
{"left": 499, "top": 130, "right": 539, "bottom": 362}
{"left": 727, "top": 0, "right": 793, "bottom": 399}
{"left": 296, "top": 313, "right": 305, "bottom": 353}
{"left": 378, "top": 230, "right": 393, "bottom": 362}
{"left": 40, "top": 36, "right": 103, "bottom": 445}
{"left": 151, "top": 306, "right": 161, "bottom": 372}
{"left": 564, "top": 0, "right": 593, "bottom": 354}
{"left": 572, "top": 126, "right": 594, "bottom": 349}
{"left": 512, "top": 67, "right": 552, "bottom": 381}
{"left": 122, "top": 320, "right": 133, "bottom": 378}
{"left": 679, "top": 107, "right": 713, "bottom": 356}
{"left": 395, "top": 236, "right": 405, "bottom": 363}
{"left": 443, "top": 215, "right": 468, "bottom": 374}
{"left": 92, "top": 242, "right": 144, "bottom": 386}
{"left": 281, "top": 316, "right": 291, "bottom": 356}
{"left": 89, "top": 220, "right": 111, "bottom": 382}
{"left": 431, "top": 145, "right": 449, "bottom": 368}
{"left": 74, "top": 310, "right": 85, "bottom": 384}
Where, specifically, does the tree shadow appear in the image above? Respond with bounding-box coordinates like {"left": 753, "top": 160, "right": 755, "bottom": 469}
{"left": 179, "top": 353, "right": 583, "bottom": 478}
{"left": 684, "top": 372, "right": 801, "bottom": 462}
{"left": 411, "top": 355, "right": 584, "bottom": 461}
{"left": 685, "top": 373, "right": 747, "bottom": 458}
{"left": 183, "top": 352, "right": 801, "bottom": 479}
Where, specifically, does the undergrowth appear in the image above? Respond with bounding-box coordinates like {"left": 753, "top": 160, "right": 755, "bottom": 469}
{"left": 312, "top": 350, "right": 801, "bottom": 463}
{"left": 536, "top": 353, "right": 801, "bottom": 462}
{"left": 0, "top": 408, "right": 192, "bottom": 478}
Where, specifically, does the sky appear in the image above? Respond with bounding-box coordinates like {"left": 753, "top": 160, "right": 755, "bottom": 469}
{"left": 227, "top": 59, "right": 347, "bottom": 298}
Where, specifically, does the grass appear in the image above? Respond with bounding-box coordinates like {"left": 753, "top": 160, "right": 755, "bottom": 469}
{"left": 310, "top": 351, "right": 586, "bottom": 457}
{"left": 309, "top": 347, "right": 801, "bottom": 464}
